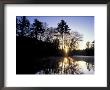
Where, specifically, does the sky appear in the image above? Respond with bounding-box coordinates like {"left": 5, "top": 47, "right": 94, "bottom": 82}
{"left": 17, "top": 16, "right": 94, "bottom": 49}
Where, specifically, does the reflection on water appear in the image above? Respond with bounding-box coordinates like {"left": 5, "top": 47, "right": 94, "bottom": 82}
{"left": 58, "top": 57, "right": 94, "bottom": 74}
{"left": 36, "top": 57, "right": 94, "bottom": 74}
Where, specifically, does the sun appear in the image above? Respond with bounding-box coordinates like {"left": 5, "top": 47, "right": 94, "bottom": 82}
{"left": 64, "top": 46, "right": 69, "bottom": 54}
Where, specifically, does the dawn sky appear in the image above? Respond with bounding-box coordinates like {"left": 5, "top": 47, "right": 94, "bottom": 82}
{"left": 17, "top": 16, "right": 94, "bottom": 49}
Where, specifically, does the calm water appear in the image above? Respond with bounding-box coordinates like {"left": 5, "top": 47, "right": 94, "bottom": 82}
{"left": 36, "top": 56, "right": 94, "bottom": 74}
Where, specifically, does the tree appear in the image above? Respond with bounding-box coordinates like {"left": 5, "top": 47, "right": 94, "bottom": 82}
{"left": 16, "top": 16, "right": 30, "bottom": 37}
{"left": 57, "top": 20, "right": 71, "bottom": 49}
{"left": 32, "top": 19, "right": 45, "bottom": 40}
{"left": 42, "top": 22, "right": 48, "bottom": 30}
{"left": 86, "top": 41, "right": 90, "bottom": 49}
{"left": 85, "top": 41, "right": 94, "bottom": 56}
{"left": 70, "top": 31, "right": 83, "bottom": 50}
{"left": 16, "top": 18, "right": 20, "bottom": 36}
{"left": 91, "top": 41, "right": 94, "bottom": 49}
{"left": 44, "top": 27, "right": 58, "bottom": 43}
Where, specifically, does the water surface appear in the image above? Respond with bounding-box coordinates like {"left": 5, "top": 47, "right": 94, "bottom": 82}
{"left": 36, "top": 56, "right": 94, "bottom": 74}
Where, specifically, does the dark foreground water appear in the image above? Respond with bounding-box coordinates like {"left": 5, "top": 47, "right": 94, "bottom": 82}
{"left": 35, "top": 56, "right": 94, "bottom": 74}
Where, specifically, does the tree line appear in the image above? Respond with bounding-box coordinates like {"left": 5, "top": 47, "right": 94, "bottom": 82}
{"left": 16, "top": 16, "right": 84, "bottom": 51}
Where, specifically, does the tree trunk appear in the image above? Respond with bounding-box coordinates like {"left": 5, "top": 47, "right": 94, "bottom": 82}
{"left": 62, "top": 33, "right": 64, "bottom": 50}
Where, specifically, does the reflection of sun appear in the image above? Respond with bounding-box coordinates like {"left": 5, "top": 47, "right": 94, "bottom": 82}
{"left": 58, "top": 57, "right": 94, "bottom": 74}
{"left": 64, "top": 57, "right": 68, "bottom": 64}
{"left": 59, "top": 57, "right": 69, "bottom": 69}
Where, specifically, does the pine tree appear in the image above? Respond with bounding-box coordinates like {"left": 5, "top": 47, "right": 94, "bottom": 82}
{"left": 32, "top": 19, "right": 44, "bottom": 40}
{"left": 16, "top": 16, "right": 30, "bottom": 37}
{"left": 57, "top": 20, "right": 70, "bottom": 49}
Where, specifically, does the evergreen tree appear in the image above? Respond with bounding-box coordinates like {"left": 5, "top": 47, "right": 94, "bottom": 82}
{"left": 16, "top": 16, "right": 30, "bottom": 37}
{"left": 32, "top": 19, "right": 45, "bottom": 40}
{"left": 57, "top": 20, "right": 71, "bottom": 49}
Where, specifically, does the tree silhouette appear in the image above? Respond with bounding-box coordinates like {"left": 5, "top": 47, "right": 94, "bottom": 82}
{"left": 85, "top": 41, "right": 94, "bottom": 56}
{"left": 32, "top": 19, "right": 45, "bottom": 40}
{"left": 86, "top": 41, "right": 90, "bottom": 49}
{"left": 16, "top": 16, "right": 30, "bottom": 37}
{"left": 57, "top": 20, "right": 71, "bottom": 49}
{"left": 16, "top": 18, "right": 20, "bottom": 36}
{"left": 91, "top": 41, "right": 94, "bottom": 49}
{"left": 45, "top": 27, "right": 57, "bottom": 42}
{"left": 70, "top": 31, "right": 83, "bottom": 50}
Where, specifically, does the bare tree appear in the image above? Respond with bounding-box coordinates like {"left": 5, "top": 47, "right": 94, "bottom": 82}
{"left": 44, "top": 27, "right": 56, "bottom": 42}
{"left": 70, "top": 31, "right": 83, "bottom": 50}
